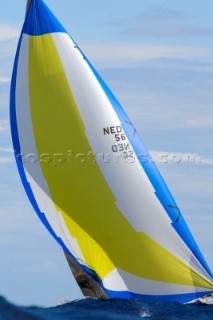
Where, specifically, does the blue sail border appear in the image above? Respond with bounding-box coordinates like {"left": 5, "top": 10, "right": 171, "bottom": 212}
{"left": 10, "top": 0, "right": 213, "bottom": 303}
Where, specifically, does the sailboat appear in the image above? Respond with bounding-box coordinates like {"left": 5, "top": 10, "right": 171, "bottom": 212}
{"left": 10, "top": 0, "right": 213, "bottom": 303}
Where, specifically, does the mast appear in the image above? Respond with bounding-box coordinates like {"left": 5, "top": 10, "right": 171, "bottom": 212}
{"left": 26, "top": 0, "right": 32, "bottom": 14}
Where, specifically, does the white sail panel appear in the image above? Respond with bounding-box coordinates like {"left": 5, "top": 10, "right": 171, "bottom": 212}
{"left": 103, "top": 269, "right": 213, "bottom": 296}
{"left": 10, "top": 0, "right": 213, "bottom": 303}
{"left": 52, "top": 32, "right": 213, "bottom": 283}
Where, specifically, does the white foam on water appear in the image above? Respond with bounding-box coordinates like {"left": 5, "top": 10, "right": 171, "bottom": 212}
{"left": 140, "top": 309, "right": 152, "bottom": 318}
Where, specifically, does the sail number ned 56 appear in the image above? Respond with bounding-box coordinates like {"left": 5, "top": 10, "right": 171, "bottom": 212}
{"left": 103, "top": 126, "right": 134, "bottom": 160}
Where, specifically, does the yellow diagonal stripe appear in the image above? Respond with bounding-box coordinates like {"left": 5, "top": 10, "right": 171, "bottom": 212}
{"left": 28, "top": 33, "right": 213, "bottom": 289}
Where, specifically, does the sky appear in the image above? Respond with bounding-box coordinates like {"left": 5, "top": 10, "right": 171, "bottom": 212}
{"left": 0, "top": 0, "right": 213, "bottom": 307}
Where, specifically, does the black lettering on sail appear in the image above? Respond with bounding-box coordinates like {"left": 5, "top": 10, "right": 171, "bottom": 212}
{"left": 112, "top": 145, "right": 118, "bottom": 152}
{"left": 103, "top": 127, "right": 110, "bottom": 135}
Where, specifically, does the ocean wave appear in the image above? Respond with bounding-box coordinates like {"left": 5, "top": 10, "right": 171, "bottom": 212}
{"left": 1, "top": 295, "right": 213, "bottom": 320}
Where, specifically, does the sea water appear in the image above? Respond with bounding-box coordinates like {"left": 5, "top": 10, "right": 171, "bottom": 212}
{"left": 1, "top": 296, "right": 213, "bottom": 320}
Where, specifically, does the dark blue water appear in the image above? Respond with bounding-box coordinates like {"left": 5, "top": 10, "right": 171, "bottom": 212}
{"left": 1, "top": 296, "right": 213, "bottom": 320}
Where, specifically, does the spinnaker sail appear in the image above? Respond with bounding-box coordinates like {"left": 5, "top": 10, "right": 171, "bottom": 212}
{"left": 10, "top": 0, "right": 213, "bottom": 303}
